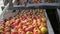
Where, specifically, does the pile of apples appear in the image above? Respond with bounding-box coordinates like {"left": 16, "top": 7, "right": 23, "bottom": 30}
{"left": 0, "top": 9, "right": 47, "bottom": 34}
{"left": 45, "top": 0, "right": 55, "bottom": 3}
{"left": 29, "top": 0, "right": 42, "bottom": 3}
{"left": 19, "top": 0, "right": 26, "bottom": 5}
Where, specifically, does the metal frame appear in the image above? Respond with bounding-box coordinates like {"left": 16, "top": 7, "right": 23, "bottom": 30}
{"left": 45, "top": 11, "right": 54, "bottom": 34}
{"left": 57, "top": 9, "right": 60, "bottom": 22}
{"left": 56, "top": 8, "right": 60, "bottom": 34}
{"left": 6, "top": 0, "right": 59, "bottom": 10}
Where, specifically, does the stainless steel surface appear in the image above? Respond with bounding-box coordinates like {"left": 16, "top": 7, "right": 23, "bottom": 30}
{"left": 45, "top": 12, "right": 54, "bottom": 34}
{"left": 57, "top": 9, "right": 60, "bottom": 22}
{"left": 0, "top": 3, "right": 9, "bottom": 21}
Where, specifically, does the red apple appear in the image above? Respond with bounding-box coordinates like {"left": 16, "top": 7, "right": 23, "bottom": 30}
{"left": 32, "top": 0, "right": 35, "bottom": 3}
{"left": 32, "top": 15, "right": 37, "bottom": 20}
{"left": 22, "top": 14, "right": 28, "bottom": 20}
{"left": 11, "top": 28, "right": 18, "bottom": 34}
{"left": 5, "top": 21, "right": 10, "bottom": 26}
{"left": 32, "top": 19, "right": 37, "bottom": 27}
{"left": 18, "top": 28, "right": 25, "bottom": 34}
{"left": 14, "top": 26, "right": 18, "bottom": 31}
{"left": 10, "top": 18, "right": 15, "bottom": 24}
{"left": 25, "top": 26, "right": 34, "bottom": 31}
{"left": 33, "top": 31, "right": 38, "bottom": 34}
{"left": 4, "top": 27, "right": 11, "bottom": 32}
{"left": 11, "top": 32, "right": 18, "bottom": 34}
{"left": 5, "top": 32, "right": 11, "bottom": 34}
{"left": 21, "top": 19, "right": 27, "bottom": 23}
{"left": 37, "top": 18, "right": 41, "bottom": 26}
{"left": 18, "top": 30, "right": 25, "bottom": 34}
{"left": 1, "top": 32, "right": 5, "bottom": 34}
{"left": 15, "top": 19, "right": 20, "bottom": 23}
{"left": 23, "top": 25, "right": 27, "bottom": 29}
{"left": 12, "top": 23, "right": 18, "bottom": 27}
{"left": 12, "top": 19, "right": 20, "bottom": 27}
{"left": 19, "top": 0, "right": 25, "bottom": 5}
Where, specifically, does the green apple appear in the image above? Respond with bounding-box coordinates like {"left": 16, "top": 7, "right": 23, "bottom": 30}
{"left": 41, "top": 27, "right": 47, "bottom": 33}
{"left": 34, "top": 29, "right": 41, "bottom": 34}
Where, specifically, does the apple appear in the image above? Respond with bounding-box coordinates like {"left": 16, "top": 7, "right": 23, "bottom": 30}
{"left": 18, "top": 23, "right": 22, "bottom": 28}
{"left": 33, "top": 28, "right": 41, "bottom": 34}
{"left": 12, "top": 19, "right": 20, "bottom": 27}
{"left": 32, "top": 19, "right": 37, "bottom": 24}
{"left": 0, "top": 25, "right": 4, "bottom": 32}
{"left": 5, "top": 32, "right": 11, "bottom": 34}
{"left": 11, "top": 28, "right": 18, "bottom": 34}
{"left": 41, "top": 23, "right": 46, "bottom": 27}
{"left": 0, "top": 29, "right": 3, "bottom": 32}
{"left": 22, "top": 14, "right": 28, "bottom": 20}
{"left": 32, "top": 19, "right": 37, "bottom": 27}
{"left": 1, "top": 32, "right": 5, "bottom": 34}
{"left": 33, "top": 28, "right": 38, "bottom": 34}
{"left": 11, "top": 22, "right": 18, "bottom": 27}
{"left": 33, "top": 32, "right": 38, "bottom": 34}
{"left": 23, "top": 25, "right": 27, "bottom": 29}
{"left": 15, "top": 15, "right": 19, "bottom": 19}
{"left": 21, "top": 19, "right": 27, "bottom": 23}
{"left": 19, "top": 0, "right": 25, "bottom": 5}
{"left": 6, "top": 18, "right": 10, "bottom": 21}
{"left": 10, "top": 18, "right": 15, "bottom": 24}
{"left": 26, "top": 22, "right": 31, "bottom": 25}
{"left": 14, "top": 26, "right": 18, "bottom": 31}
{"left": 39, "top": 25, "right": 42, "bottom": 29}
{"left": 32, "top": 0, "right": 35, "bottom": 3}
{"left": 32, "top": 15, "right": 37, "bottom": 20}
{"left": 37, "top": 0, "right": 42, "bottom": 3}
{"left": 5, "top": 21, "right": 10, "bottom": 26}
{"left": 34, "top": 0, "right": 38, "bottom": 2}
{"left": 37, "top": 19, "right": 40, "bottom": 23}
{"left": 26, "top": 31, "right": 32, "bottom": 34}
{"left": 15, "top": 19, "right": 20, "bottom": 23}
{"left": 41, "top": 27, "right": 47, "bottom": 33}
{"left": 41, "top": 17, "right": 46, "bottom": 22}
{"left": 4, "top": 27, "right": 11, "bottom": 32}
{"left": 11, "top": 31, "right": 18, "bottom": 34}
{"left": 37, "top": 18, "right": 41, "bottom": 26}
{"left": 11, "top": 29, "right": 14, "bottom": 32}
{"left": 39, "top": 0, "right": 42, "bottom": 2}
{"left": 25, "top": 26, "right": 34, "bottom": 31}
{"left": 18, "top": 30, "right": 25, "bottom": 34}
{"left": 39, "top": 23, "right": 46, "bottom": 29}
{"left": 0, "top": 21, "right": 4, "bottom": 32}
{"left": 18, "top": 27, "right": 25, "bottom": 34}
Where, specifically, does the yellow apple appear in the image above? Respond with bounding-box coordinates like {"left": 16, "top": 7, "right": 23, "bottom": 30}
{"left": 41, "top": 23, "right": 46, "bottom": 27}
{"left": 41, "top": 27, "right": 47, "bottom": 33}
{"left": 26, "top": 31, "right": 32, "bottom": 34}
{"left": 33, "top": 28, "right": 41, "bottom": 34}
{"left": 41, "top": 17, "right": 46, "bottom": 22}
